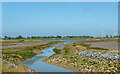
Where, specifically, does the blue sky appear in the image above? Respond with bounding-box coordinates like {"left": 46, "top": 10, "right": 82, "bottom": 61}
{"left": 2, "top": 2, "right": 118, "bottom": 37}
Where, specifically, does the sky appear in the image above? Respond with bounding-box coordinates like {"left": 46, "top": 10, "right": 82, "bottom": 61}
{"left": 2, "top": 2, "right": 118, "bottom": 37}
{"left": 1, "top": 0, "right": 119, "bottom": 2}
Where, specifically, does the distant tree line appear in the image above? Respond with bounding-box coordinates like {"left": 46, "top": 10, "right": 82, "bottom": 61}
{"left": 2, "top": 35, "right": 94, "bottom": 40}
{"left": 2, "top": 35, "right": 120, "bottom": 40}
{"left": 63, "top": 36, "right": 94, "bottom": 38}
{"left": 3, "top": 35, "right": 24, "bottom": 40}
{"left": 105, "top": 35, "right": 120, "bottom": 38}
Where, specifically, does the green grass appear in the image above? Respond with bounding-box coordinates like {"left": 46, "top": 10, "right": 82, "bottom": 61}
{"left": 2, "top": 51, "right": 36, "bottom": 60}
{"left": 53, "top": 49, "right": 61, "bottom": 54}
{"left": 63, "top": 48, "right": 69, "bottom": 55}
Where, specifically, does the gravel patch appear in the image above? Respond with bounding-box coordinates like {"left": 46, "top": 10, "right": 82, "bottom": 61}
{"left": 76, "top": 51, "right": 119, "bottom": 59}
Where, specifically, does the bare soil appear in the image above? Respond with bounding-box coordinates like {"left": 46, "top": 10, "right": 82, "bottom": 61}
{"left": 85, "top": 41, "right": 119, "bottom": 50}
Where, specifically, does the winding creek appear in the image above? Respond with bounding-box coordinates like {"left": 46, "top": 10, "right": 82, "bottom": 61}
{"left": 22, "top": 39, "right": 86, "bottom": 72}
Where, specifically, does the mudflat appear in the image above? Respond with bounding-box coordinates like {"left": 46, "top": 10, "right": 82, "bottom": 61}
{"left": 85, "top": 41, "right": 119, "bottom": 50}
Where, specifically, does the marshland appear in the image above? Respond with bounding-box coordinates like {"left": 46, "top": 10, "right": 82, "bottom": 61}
{"left": 2, "top": 2, "right": 119, "bottom": 73}
{"left": 1, "top": 35, "right": 120, "bottom": 72}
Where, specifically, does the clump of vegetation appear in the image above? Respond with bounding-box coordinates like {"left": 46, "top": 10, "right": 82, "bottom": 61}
{"left": 53, "top": 49, "right": 61, "bottom": 54}
{"left": 2, "top": 49, "right": 37, "bottom": 66}
{"left": 63, "top": 48, "right": 69, "bottom": 55}
{"left": 3, "top": 51, "right": 37, "bottom": 60}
